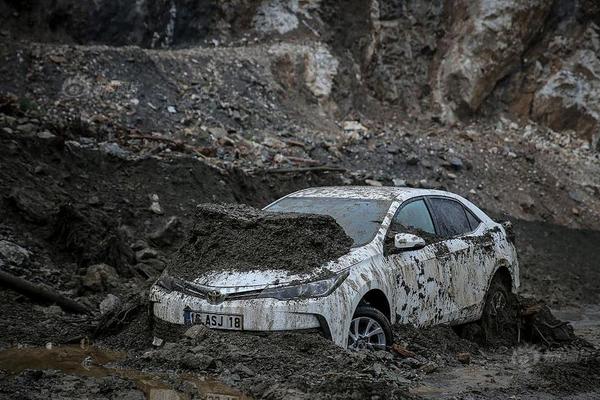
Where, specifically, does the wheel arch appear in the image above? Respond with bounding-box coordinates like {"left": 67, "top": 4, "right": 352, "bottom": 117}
{"left": 357, "top": 289, "right": 391, "bottom": 321}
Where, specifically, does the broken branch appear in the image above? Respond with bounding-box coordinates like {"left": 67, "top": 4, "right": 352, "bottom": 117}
{"left": 0, "top": 270, "right": 91, "bottom": 314}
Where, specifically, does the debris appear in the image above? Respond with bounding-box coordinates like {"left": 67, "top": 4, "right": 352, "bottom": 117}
{"left": 149, "top": 194, "right": 164, "bottom": 215}
{"left": 100, "top": 294, "right": 122, "bottom": 315}
{"left": 365, "top": 179, "right": 383, "bottom": 187}
{"left": 391, "top": 343, "right": 417, "bottom": 358}
{"left": 456, "top": 352, "right": 471, "bottom": 364}
{"left": 0, "top": 240, "right": 31, "bottom": 266}
{"left": 82, "top": 264, "right": 119, "bottom": 292}
{"left": 135, "top": 248, "right": 158, "bottom": 262}
{"left": 0, "top": 269, "right": 90, "bottom": 314}
{"left": 166, "top": 203, "right": 353, "bottom": 280}
{"left": 148, "top": 216, "right": 182, "bottom": 248}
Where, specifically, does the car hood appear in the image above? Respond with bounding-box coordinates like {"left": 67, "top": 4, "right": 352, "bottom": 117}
{"left": 182, "top": 243, "right": 378, "bottom": 292}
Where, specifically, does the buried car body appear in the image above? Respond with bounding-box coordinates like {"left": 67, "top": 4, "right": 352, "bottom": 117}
{"left": 150, "top": 187, "right": 519, "bottom": 349}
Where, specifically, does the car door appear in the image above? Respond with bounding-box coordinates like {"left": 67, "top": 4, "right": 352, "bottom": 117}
{"left": 383, "top": 198, "right": 454, "bottom": 327}
{"left": 426, "top": 197, "right": 487, "bottom": 322}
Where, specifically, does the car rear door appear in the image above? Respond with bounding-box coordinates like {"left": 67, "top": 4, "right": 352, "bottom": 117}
{"left": 426, "top": 196, "right": 488, "bottom": 322}
{"left": 384, "top": 198, "right": 454, "bottom": 326}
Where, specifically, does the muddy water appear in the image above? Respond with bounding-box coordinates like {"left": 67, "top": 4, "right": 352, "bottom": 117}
{"left": 0, "top": 345, "right": 248, "bottom": 400}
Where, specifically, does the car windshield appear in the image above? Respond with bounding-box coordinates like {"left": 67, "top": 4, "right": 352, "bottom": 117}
{"left": 265, "top": 197, "right": 392, "bottom": 247}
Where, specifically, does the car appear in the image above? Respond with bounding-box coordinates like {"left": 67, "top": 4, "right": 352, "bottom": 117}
{"left": 150, "top": 186, "right": 519, "bottom": 350}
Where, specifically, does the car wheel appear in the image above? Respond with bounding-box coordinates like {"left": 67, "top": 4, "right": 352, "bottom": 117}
{"left": 480, "top": 274, "right": 519, "bottom": 345}
{"left": 347, "top": 306, "right": 393, "bottom": 350}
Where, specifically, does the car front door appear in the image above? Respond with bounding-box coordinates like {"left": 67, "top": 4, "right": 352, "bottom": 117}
{"left": 384, "top": 198, "right": 454, "bottom": 327}
{"left": 426, "top": 197, "right": 486, "bottom": 322}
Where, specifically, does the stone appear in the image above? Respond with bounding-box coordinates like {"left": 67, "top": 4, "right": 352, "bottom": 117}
{"left": 457, "top": 352, "right": 471, "bottom": 365}
{"left": 392, "top": 178, "right": 407, "bottom": 187}
{"left": 82, "top": 264, "right": 119, "bottom": 292}
{"left": 0, "top": 240, "right": 31, "bottom": 266}
{"left": 434, "top": 0, "right": 553, "bottom": 121}
{"left": 136, "top": 247, "right": 158, "bottom": 262}
{"left": 37, "top": 130, "right": 56, "bottom": 140}
{"left": 148, "top": 216, "right": 182, "bottom": 247}
{"left": 184, "top": 324, "right": 210, "bottom": 340}
{"left": 449, "top": 157, "right": 463, "bottom": 171}
{"left": 99, "top": 294, "right": 121, "bottom": 314}
{"left": 365, "top": 179, "right": 383, "bottom": 187}
{"left": 406, "top": 154, "right": 420, "bottom": 165}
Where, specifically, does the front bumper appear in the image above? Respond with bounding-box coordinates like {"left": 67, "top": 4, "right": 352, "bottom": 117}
{"left": 150, "top": 285, "right": 325, "bottom": 333}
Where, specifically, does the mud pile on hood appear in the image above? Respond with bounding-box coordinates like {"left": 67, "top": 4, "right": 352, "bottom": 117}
{"left": 166, "top": 203, "right": 353, "bottom": 280}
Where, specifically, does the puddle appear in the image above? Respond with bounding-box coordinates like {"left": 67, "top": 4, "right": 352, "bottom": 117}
{"left": 552, "top": 304, "right": 600, "bottom": 347}
{"left": 0, "top": 344, "right": 248, "bottom": 400}
{"left": 409, "top": 365, "right": 514, "bottom": 399}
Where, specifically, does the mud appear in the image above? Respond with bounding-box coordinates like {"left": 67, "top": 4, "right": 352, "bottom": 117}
{"left": 166, "top": 203, "right": 353, "bottom": 280}
{"left": 0, "top": 345, "right": 248, "bottom": 400}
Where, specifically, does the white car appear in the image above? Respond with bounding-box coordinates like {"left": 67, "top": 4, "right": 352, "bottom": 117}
{"left": 150, "top": 186, "right": 519, "bottom": 350}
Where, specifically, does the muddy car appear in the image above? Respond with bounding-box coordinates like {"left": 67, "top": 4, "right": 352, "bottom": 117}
{"left": 150, "top": 187, "right": 519, "bottom": 350}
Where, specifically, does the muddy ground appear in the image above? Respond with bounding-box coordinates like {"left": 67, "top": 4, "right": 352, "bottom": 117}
{"left": 1, "top": 111, "right": 600, "bottom": 399}
{"left": 1, "top": 2, "right": 600, "bottom": 395}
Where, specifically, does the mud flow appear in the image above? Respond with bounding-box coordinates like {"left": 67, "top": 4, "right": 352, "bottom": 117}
{"left": 166, "top": 203, "right": 353, "bottom": 280}
{"left": 0, "top": 345, "right": 248, "bottom": 400}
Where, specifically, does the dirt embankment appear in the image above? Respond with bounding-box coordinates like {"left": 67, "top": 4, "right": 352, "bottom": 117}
{"left": 167, "top": 203, "right": 353, "bottom": 280}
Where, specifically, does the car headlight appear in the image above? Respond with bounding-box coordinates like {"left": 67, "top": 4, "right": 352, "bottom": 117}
{"left": 258, "top": 270, "right": 349, "bottom": 300}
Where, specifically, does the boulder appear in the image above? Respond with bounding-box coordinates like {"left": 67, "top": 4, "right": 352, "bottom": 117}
{"left": 435, "top": 0, "right": 553, "bottom": 121}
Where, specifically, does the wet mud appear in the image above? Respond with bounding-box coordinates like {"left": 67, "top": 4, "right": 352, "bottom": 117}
{"left": 166, "top": 203, "right": 353, "bottom": 280}
{"left": 0, "top": 345, "right": 248, "bottom": 400}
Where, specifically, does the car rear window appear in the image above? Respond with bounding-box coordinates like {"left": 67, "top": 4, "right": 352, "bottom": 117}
{"left": 265, "top": 197, "right": 392, "bottom": 247}
{"left": 429, "top": 198, "right": 472, "bottom": 237}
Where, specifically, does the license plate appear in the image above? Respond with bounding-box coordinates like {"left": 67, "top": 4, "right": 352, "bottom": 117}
{"left": 184, "top": 310, "right": 243, "bottom": 330}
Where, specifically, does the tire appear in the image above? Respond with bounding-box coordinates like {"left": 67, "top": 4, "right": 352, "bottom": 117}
{"left": 479, "top": 274, "right": 519, "bottom": 345}
{"left": 347, "top": 306, "right": 393, "bottom": 350}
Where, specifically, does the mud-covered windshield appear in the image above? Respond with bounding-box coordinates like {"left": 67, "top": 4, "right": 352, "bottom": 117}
{"left": 265, "top": 197, "right": 392, "bottom": 247}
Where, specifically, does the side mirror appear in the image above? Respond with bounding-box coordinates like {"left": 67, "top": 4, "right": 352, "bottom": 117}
{"left": 394, "top": 233, "right": 426, "bottom": 251}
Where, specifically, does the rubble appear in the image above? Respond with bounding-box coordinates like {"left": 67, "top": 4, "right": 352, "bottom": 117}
{"left": 166, "top": 203, "right": 353, "bottom": 280}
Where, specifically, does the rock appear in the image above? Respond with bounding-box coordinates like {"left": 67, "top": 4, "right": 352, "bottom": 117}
{"left": 131, "top": 239, "right": 148, "bottom": 251}
{"left": 99, "top": 294, "right": 121, "bottom": 314}
{"left": 17, "top": 123, "right": 37, "bottom": 134}
{"left": 449, "top": 157, "right": 463, "bottom": 171}
{"left": 167, "top": 106, "right": 177, "bottom": 114}
{"left": 148, "top": 216, "right": 182, "bottom": 247}
{"left": 391, "top": 343, "right": 417, "bottom": 358}
{"left": 406, "top": 154, "right": 420, "bottom": 165}
{"left": 457, "top": 352, "right": 471, "bottom": 365}
{"left": 179, "top": 354, "right": 215, "bottom": 371}
{"left": 568, "top": 189, "right": 586, "bottom": 204}
{"left": 149, "top": 194, "right": 164, "bottom": 215}
{"left": 0, "top": 240, "right": 31, "bottom": 266}
{"left": 531, "top": 27, "right": 600, "bottom": 143}
{"left": 82, "top": 264, "right": 119, "bottom": 292}
{"left": 419, "top": 362, "right": 438, "bottom": 374}
{"left": 100, "top": 142, "right": 130, "bottom": 159}
{"left": 435, "top": 0, "right": 553, "bottom": 121}
{"left": 36, "top": 130, "right": 56, "bottom": 140}
{"left": 135, "top": 247, "right": 158, "bottom": 262}
{"left": 87, "top": 195, "right": 102, "bottom": 206}
{"left": 518, "top": 193, "right": 536, "bottom": 212}
{"left": 365, "top": 179, "right": 383, "bottom": 187}
{"left": 392, "top": 178, "right": 407, "bottom": 187}
{"left": 208, "top": 126, "right": 227, "bottom": 138}
{"left": 253, "top": 0, "right": 299, "bottom": 34}
{"left": 303, "top": 46, "right": 339, "bottom": 99}
{"left": 184, "top": 324, "right": 210, "bottom": 340}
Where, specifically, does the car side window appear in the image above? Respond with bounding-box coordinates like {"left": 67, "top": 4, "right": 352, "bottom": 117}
{"left": 390, "top": 199, "right": 435, "bottom": 235}
{"left": 429, "top": 198, "right": 472, "bottom": 237}
{"left": 465, "top": 209, "right": 481, "bottom": 231}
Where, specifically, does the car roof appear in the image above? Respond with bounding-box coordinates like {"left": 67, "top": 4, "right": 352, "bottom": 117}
{"left": 287, "top": 186, "right": 454, "bottom": 202}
